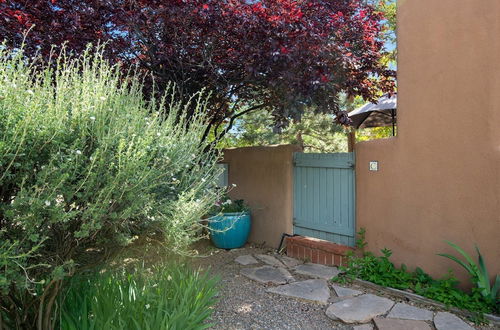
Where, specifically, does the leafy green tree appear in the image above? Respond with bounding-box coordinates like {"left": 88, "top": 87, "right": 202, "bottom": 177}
{"left": 224, "top": 110, "right": 348, "bottom": 152}
{"left": 372, "top": 0, "right": 397, "bottom": 67}
{"left": 356, "top": 126, "right": 395, "bottom": 142}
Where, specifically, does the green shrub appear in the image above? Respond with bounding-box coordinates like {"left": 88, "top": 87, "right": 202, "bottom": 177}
{"left": 0, "top": 45, "right": 222, "bottom": 328}
{"left": 333, "top": 230, "right": 497, "bottom": 322}
{"left": 60, "top": 263, "right": 219, "bottom": 330}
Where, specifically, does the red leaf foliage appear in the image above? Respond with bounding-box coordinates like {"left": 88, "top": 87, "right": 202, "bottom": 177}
{"left": 0, "top": 0, "right": 395, "bottom": 132}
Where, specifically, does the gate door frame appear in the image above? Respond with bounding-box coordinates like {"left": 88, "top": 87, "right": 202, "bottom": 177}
{"left": 293, "top": 152, "right": 356, "bottom": 247}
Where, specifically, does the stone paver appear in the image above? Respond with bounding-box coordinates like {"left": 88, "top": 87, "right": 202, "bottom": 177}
{"left": 294, "top": 263, "right": 340, "bottom": 280}
{"left": 485, "top": 313, "right": 500, "bottom": 324}
{"left": 279, "top": 255, "right": 301, "bottom": 268}
{"left": 255, "top": 254, "right": 286, "bottom": 267}
{"left": 267, "top": 279, "right": 330, "bottom": 304}
{"left": 374, "top": 318, "right": 432, "bottom": 330}
{"left": 240, "top": 266, "right": 294, "bottom": 285}
{"left": 332, "top": 284, "right": 363, "bottom": 298}
{"left": 387, "top": 302, "right": 433, "bottom": 321}
{"left": 235, "top": 255, "right": 259, "bottom": 265}
{"left": 325, "top": 294, "right": 394, "bottom": 324}
{"left": 352, "top": 324, "right": 374, "bottom": 330}
{"left": 434, "top": 312, "right": 474, "bottom": 330}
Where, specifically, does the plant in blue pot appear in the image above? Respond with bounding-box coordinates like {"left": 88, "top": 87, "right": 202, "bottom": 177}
{"left": 208, "top": 196, "right": 251, "bottom": 249}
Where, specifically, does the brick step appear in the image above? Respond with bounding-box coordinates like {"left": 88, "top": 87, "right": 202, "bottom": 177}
{"left": 286, "top": 236, "right": 354, "bottom": 267}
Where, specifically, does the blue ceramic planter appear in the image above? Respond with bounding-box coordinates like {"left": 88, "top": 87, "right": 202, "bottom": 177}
{"left": 208, "top": 212, "right": 251, "bottom": 249}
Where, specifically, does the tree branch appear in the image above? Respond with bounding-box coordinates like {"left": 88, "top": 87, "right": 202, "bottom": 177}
{"left": 214, "top": 103, "right": 266, "bottom": 142}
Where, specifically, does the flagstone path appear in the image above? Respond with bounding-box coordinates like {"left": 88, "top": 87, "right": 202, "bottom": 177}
{"left": 236, "top": 252, "right": 478, "bottom": 329}
{"left": 193, "top": 244, "right": 485, "bottom": 329}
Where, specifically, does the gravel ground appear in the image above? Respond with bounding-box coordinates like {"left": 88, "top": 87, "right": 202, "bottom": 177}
{"left": 191, "top": 241, "right": 350, "bottom": 330}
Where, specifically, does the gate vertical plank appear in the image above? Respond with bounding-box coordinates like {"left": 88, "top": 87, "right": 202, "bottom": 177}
{"left": 334, "top": 168, "right": 341, "bottom": 227}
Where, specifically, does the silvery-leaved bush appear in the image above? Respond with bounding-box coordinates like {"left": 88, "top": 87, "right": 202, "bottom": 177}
{"left": 0, "top": 45, "right": 224, "bottom": 325}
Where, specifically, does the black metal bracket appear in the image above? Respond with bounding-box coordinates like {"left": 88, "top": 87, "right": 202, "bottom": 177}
{"left": 277, "top": 233, "right": 300, "bottom": 253}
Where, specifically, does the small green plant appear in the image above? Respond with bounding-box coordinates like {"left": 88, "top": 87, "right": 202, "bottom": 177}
{"left": 210, "top": 195, "right": 250, "bottom": 214}
{"left": 355, "top": 227, "right": 368, "bottom": 254}
{"left": 59, "top": 263, "right": 219, "bottom": 330}
{"left": 438, "top": 241, "right": 500, "bottom": 302}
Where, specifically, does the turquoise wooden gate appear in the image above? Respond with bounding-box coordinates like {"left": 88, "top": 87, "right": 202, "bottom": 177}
{"left": 293, "top": 153, "right": 356, "bottom": 246}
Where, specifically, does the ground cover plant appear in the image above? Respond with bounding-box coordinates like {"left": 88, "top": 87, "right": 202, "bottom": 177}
{"left": 333, "top": 229, "right": 499, "bottom": 322}
{"left": 0, "top": 45, "right": 223, "bottom": 329}
{"left": 60, "top": 263, "right": 219, "bottom": 330}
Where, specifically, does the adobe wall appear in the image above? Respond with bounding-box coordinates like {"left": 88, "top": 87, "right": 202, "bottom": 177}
{"left": 222, "top": 145, "right": 301, "bottom": 248}
{"left": 356, "top": 0, "right": 500, "bottom": 283}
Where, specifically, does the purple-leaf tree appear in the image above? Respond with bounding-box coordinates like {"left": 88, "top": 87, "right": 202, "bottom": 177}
{"left": 1, "top": 0, "right": 395, "bottom": 140}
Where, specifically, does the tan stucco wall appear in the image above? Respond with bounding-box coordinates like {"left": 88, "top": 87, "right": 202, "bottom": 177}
{"left": 222, "top": 145, "right": 300, "bottom": 248}
{"left": 356, "top": 0, "right": 500, "bottom": 283}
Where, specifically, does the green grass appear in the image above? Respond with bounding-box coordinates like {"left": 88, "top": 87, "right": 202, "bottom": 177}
{"left": 59, "top": 264, "right": 219, "bottom": 330}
